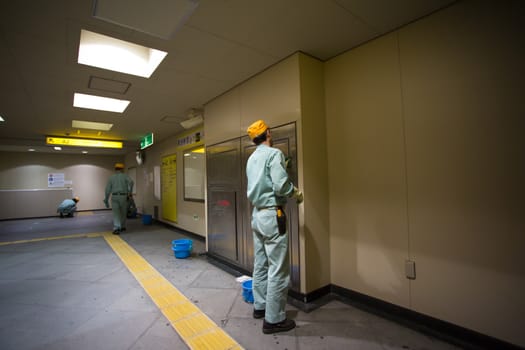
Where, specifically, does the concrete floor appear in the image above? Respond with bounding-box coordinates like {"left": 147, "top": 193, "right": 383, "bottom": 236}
{"left": 0, "top": 211, "right": 462, "bottom": 350}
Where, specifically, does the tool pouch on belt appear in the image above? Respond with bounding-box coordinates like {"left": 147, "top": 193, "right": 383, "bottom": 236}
{"left": 277, "top": 207, "right": 287, "bottom": 234}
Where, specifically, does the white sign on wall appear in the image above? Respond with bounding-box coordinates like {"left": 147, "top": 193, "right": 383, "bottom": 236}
{"left": 48, "top": 173, "right": 65, "bottom": 187}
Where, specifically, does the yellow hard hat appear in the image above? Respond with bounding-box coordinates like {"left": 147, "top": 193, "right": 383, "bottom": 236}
{"left": 115, "top": 162, "right": 125, "bottom": 169}
{"left": 247, "top": 120, "right": 268, "bottom": 140}
{"left": 73, "top": 197, "right": 80, "bottom": 202}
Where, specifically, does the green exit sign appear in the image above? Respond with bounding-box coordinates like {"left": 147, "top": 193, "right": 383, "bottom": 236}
{"left": 140, "top": 133, "right": 154, "bottom": 150}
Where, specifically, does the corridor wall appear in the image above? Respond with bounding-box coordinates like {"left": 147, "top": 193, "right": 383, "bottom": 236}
{"left": 125, "top": 127, "right": 206, "bottom": 237}
{"left": 325, "top": 0, "right": 524, "bottom": 346}
{"left": 0, "top": 151, "right": 117, "bottom": 217}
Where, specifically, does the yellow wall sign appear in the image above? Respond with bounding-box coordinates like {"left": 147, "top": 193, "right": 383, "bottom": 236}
{"left": 161, "top": 154, "right": 177, "bottom": 222}
{"left": 46, "top": 136, "right": 123, "bottom": 149}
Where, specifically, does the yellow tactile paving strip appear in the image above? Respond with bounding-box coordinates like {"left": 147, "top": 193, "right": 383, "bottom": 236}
{"left": 0, "top": 231, "right": 244, "bottom": 349}
{"left": 76, "top": 211, "right": 94, "bottom": 216}
{"left": 103, "top": 233, "right": 243, "bottom": 350}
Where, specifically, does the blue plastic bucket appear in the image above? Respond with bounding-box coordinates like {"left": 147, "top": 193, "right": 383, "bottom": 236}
{"left": 242, "top": 280, "right": 254, "bottom": 303}
{"left": 142, "top": 214, "right": 152, "bottom": 225}
{"left": 172, "top": 239, "right": 192, "bottom": 250}
{"left": 172, "top": 246, "right": 191, "bottom": 259}
{"left": 172, "top": 239, "right": 193, "bottom": 259}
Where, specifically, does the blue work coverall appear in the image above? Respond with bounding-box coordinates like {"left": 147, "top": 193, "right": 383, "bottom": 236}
{"left": 57, "top": 199, "right": 77, "bottom": 217}
{"left": 246, "top": 144, "right": 295, "bottom": 324}
{"left": 104, "top": 172, "right": 134, "bottom": 231}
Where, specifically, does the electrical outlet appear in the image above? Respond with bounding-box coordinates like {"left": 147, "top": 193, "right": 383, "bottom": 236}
{"left": 405, "top": 260, "right": 416, "bottom": 280}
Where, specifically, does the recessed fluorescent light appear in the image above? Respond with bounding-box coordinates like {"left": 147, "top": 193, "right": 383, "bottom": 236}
{"left": 72, "top": 120, "right": 113, "bottom": 131}
{"left": 54, "top": 146, "right": 62, "bottom": 151}
{"left": 73, "top": 93, "right": 129, "bottom": 113}
{"left": 28, "top": 148, "right": 35, "bottom": 152}
{"left": 46, "top": 136, "right": 123, "bottom": 149}
{"left": 82, "top": 151, "right": 88, "bottom": 154}
{"left": 78, "top": 29, "right": 167, "bottom": 78}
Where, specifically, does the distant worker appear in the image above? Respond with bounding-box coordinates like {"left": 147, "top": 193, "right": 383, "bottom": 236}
{"left": 245, "top": 119, "right": 303, "bottom": 334}
{"left": 57, "top": 197, "right": 79, "bottom": 218}
{"left": 104, "top": 163, "right": 134, "bottom": 235}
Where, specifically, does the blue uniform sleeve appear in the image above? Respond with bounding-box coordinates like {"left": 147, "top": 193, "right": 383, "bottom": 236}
{"left": 269, "top": 150, "right": 294, "bottom": 198}
{"left": 105, "top": 176, "right": 112, "bottom": 201}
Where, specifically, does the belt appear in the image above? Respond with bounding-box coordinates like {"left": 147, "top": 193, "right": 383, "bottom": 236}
{"left": 256, "top": 206, "right": 281, "bottom": 210}
{"left": 112, "top": 192, "right": 128, "bottom": 195}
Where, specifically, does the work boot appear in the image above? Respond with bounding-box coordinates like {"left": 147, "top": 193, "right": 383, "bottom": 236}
{"left": 253, "top": 309, "right": 265, "bottom": 319}
{"left": 112, "top": 229, "right": 120, "bottom": 235}
{"left": 262, "top": 319, "right": 296, "bottom": 334}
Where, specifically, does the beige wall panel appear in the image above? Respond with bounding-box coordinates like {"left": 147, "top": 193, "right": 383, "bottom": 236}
{"left": 205, "top": 54, "right": 301, "bottom": 148}
{"left": 205, "top": 56, "right": 301, "bottom": 147}
{"left": 239, "top": 55, "right": 301, "bottom": 130}
{"left": 66, "top": 163, "right": 116, "bottom": 211}
{"left": 0, "top": 189, "right": 72, "bottom": 220}
{"left": 325, "top": 34, "right": 409, "bottom": 307}
{"left": 0, "top": 151, "right": 116, "bottom": 213}
{"left": 298, "top": 53, "right": 331, "bottom": 292}
{"left": 205, "top": 89, "right": 242, "bottom": 145}
{"left": 399, "top": 1, "right": 525, "bottom": 345}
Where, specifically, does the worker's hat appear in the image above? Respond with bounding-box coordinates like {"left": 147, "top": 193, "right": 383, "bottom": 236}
{"left": 73, "top": 196, "right": 80, "bottom": 202}
{"left": 247, "top": 120, "right": 268, "bottom": 140}
{"left": 114, "top": 162, "right": 125, "bottom": 169}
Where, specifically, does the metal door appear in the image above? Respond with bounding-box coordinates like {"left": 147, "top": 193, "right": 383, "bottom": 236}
{"left": 206, "top": 139, "right": 242, "bottom": 264}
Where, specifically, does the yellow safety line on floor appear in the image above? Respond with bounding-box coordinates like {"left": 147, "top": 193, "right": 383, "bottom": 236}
{"left": 0, "top": 232, "right": 105, "bottom": 246}
{"left": 76, "top": 211, "right": 94, "bottom": 216}
{"left": 103, "top": 233, "right": 243, "bottom": 350}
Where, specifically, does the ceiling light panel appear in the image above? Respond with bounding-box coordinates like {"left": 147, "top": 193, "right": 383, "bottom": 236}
{"left": 72, "top": 120, "right": 113, "bottom": 131}
{"left": 78, "top": 29, "right": 167, "bottom": 78}
{"left": 73, "top": 93, "right": 129, "bottom": 113}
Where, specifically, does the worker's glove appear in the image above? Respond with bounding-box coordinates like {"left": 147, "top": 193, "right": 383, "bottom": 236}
{"left": 103, "top": 199, "right": 109, "bottom": 208}
{"left": 293, "top": 187, "right": 304, "bottom": 204}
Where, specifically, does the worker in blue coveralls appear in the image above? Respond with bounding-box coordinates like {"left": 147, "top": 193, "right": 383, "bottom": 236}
{"left": 104, "top": 162, "right": 134, "bottom": 235}
{"left": 57, "top": 197, "right": 79, "bottom": 217}
{"left": 245, "top": 119, "right": 303, "bottom": 334}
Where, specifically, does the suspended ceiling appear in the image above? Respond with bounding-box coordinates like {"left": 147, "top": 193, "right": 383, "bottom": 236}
{"left": 0, "top": 0, "right": 456, "bottom": 155}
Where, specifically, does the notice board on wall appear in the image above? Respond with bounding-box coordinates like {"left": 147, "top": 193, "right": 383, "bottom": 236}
{"left": 161, "top": 153, "right": 177, "bottom": 222}
{"left": 48, "top": 173, "right": 65, "bottom": 187}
